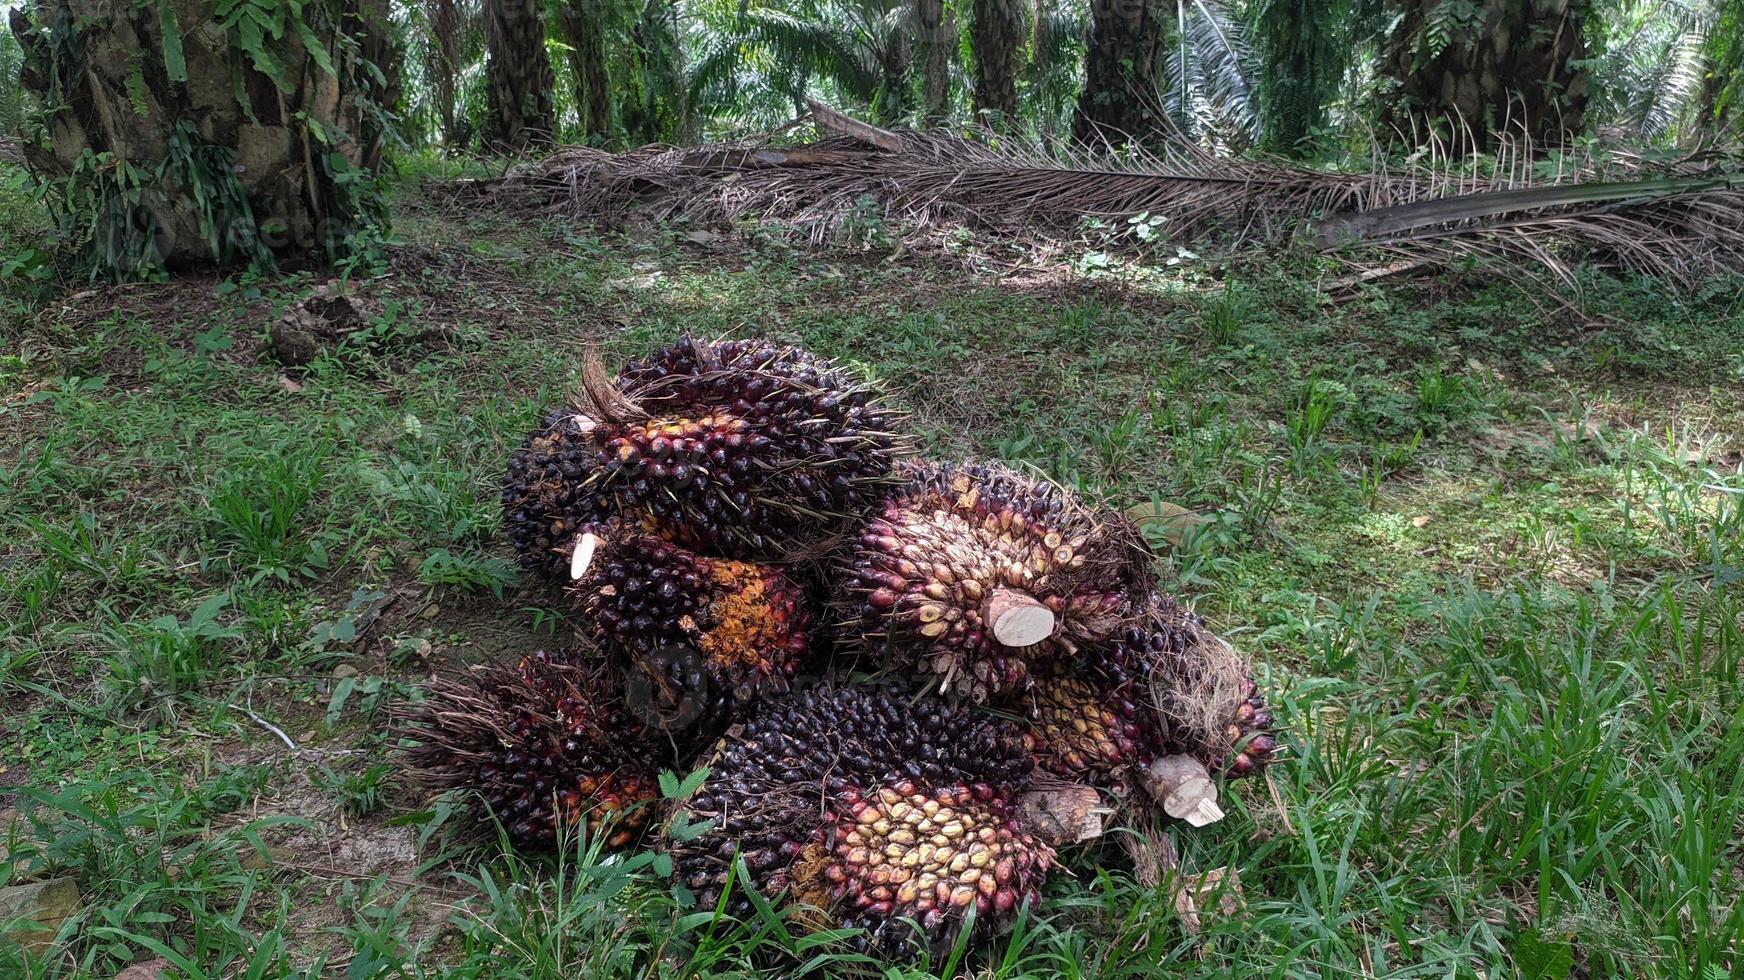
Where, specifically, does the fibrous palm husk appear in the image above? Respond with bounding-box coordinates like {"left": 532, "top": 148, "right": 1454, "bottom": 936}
{"left": 497, "top": 102, "right": 1744, "bottom": 290}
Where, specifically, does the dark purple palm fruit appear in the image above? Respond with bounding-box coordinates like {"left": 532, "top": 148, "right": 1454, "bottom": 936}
{"left": 393, "top": 650, "right": 665, "bottom": 849}
{"left": 835, "top": 460, "right": 1153, "bottom": 701}
{"left": 571, "top": 336, "right": 913, "bottom": 560}
{"left": 669, "top": 686, "right": 1054, "bottom": 957}
{"left": 501, "top": 409, "right": 622, "bottom": 580}
{"left": 562, "top": 516, "right": 816, "bottom": 732}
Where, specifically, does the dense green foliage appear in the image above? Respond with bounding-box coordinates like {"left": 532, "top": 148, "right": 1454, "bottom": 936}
{"left": 1, "top": 0, "right": 1739, "bottom": 283}
{"left": 443, "top": 0, "right": 1741, "bottom": 151}
{"left": 0, "top": 19, "right": 24, "bottom": 136}
{"left": 1706, "top": 0, "right": 1743, "bottom": 125}
{"left": 1, "top": 0, "right": 1740, "bottom": 156}
{"left": 1251, "top": 0, "right": 1381, "bottom": 153}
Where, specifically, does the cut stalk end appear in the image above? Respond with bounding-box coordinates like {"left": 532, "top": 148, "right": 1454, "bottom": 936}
{"left": 1144, "top": 754, "right": 1224, "bottom": 827}
{"left": 984, "top": 587, "right": 1056, "bottom": 647}
{"left": 570, "top": 532, "right": 601, "bottom": 581}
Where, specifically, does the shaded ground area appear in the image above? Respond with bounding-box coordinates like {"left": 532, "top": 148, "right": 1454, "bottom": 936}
{"left": 2, "top": 178, "right": 1741, "bottom": 977}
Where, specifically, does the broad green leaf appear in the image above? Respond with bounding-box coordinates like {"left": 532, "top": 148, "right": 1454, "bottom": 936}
{"left": 189, "top": 591, "right": 231, "bottom": 625}
{"left": 1515, "top": 929, "right": 1575, "bottom": 980}
{"left": 675, "top": 765, "right": 711, "bottom": 798}
{"left": 326, "top": 676, "right": 357, "bottom": 724}
{"left": 295, "top": 18, "right": 335, "bottom": 77}
{"left": 160, "top": 3, "right": 187, "bottom": 82}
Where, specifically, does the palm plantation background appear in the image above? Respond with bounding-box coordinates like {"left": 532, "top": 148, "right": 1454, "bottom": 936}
{"left": 2, "top": 1, "right": 1742, "bottom": 978}
{"left": 2, "top": 0, "right": 1741, "bottom": 264}
{"left": 5, "top": 0, "right": 1735, "bottom": 146}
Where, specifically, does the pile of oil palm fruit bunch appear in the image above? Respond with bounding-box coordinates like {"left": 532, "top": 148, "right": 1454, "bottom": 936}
{"left": 395, "top": 334, "right": 1281, "bottom": 959}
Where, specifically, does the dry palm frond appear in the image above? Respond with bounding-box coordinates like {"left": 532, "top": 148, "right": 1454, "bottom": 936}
{"left": 508, "top": 120, "right": 1400, "bottom": 244}
{"left": 498, "top": 104, "right": 1744, "bottom": 289}
{"left": 1317, "top": 174, "right": 1744, "bottom": 286}
{"left": 1325, "top": 138, "right": 1744, "bottom": 287}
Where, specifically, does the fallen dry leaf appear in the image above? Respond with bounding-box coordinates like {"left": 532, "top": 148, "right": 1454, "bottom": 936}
{"left": 1121, "top": 828, "right": 1179, "bottom": 891}
{"left": 237, "top": 845, "right": 298, "bottom": 872}
{"left": 1124, "top": 500, "right": 1209, "bottom": 548}
{"left": 1172, "top": 866, "right": 1244, "bottom": 935}
{"left": 112, "top": 958, "right": 172, "bottom": 979}
{"left": 0, "top": 877, "right": 80, "bottom": 952}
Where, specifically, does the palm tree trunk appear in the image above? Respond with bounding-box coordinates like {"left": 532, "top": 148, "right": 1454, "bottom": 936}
{"left": 560, "top": 0, "right": 612, "bottom": 143}
{"left": 1700, "top": 0, "right": 1742, "bottom": 130}
{"left": 1255, "top": 0, "right": 1345, "bottom": 156}
{"left": 1073, "top": 0, "right": 1173, "bottom": 143}
{"left": 348, "top": 0, "right": 401, "bottom": 158}
{"left": 484, "top": 0, "right": 558, "bottom": 151}
{"left": 624, "top": 0, "right": 682, "bottom": 143}
{"left": 875, "top": 23, "right": 914, "bottom": 123}
{"left": 970, "top": 0, "right": 1023, "bottom": 125}
{"left": 10, "top": 0, "right": 397, "bottom": 274}
{"left": 428, "top": 0, "right": 464, "bottom": 147}
{"left": 1380, "top": 0, "right": 1590, "bottom": 151}
{"left": 915, "top": 0, "right": 952, "bottom": 123}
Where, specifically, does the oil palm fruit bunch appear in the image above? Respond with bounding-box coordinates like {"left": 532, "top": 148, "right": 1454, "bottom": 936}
{"left": 1110, "top": 596, "right": 1278, "bottom": 779}
{"left": 1017, "top": 593, "right": 1278, "bottom": 789}
{"left": 556, "top": 335, "right": 912, "bottom": 560}
{"left": 564, "top": 517, "right": 815, "bottom": 730}
{"left": 394, "top": 650, "right": 664, "bottom": 849}
{"left": 837, "top": 460, "right": 1152, "bottom": 701}
{"left": 671, "top": 686, "right": 1055, "bottom": 957}
{"left": 501, "top": 409, "right": 622, "bottom": 580}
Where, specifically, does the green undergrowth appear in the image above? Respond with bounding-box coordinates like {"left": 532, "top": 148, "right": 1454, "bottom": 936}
{"left": 1, "top": 190, "right": 1741, "bottom": 977}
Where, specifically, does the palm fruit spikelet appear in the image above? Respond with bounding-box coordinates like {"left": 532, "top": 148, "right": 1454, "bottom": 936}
{"left": 393, "top": 650, "right": 664, "bottom": 849}
{"left": 565, "top": 335, "right": 913, "bottom": 560}
{"left": 837, "top": 460, "right": 1153, "bottom": 701}
{"left": 1012, "top": 594, "right": 1188, "bottom": 788}
{"left": 818, "top": 778, "right": 1053, "bottom": 950}
{"left": 564, "top": 517, "right": 814, "bottom": 728}
{"left": 1018, "top": 666, "right": 1162, "bottom": 787}
{"left": 670, "top": 687, "right": 1054, "bottom": 956}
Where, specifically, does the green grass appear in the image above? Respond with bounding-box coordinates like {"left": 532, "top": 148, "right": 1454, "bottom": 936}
{"left": 2, "top": 174, "right": 1742, "bottom": 977}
